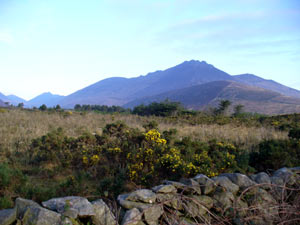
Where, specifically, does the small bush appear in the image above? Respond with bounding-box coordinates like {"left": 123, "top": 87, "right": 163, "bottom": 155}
{"left": 288, "top": 127, "right": 300, "bottom": 139}
{"left": 250, "top": 139, "right": 300, "bottom": 171}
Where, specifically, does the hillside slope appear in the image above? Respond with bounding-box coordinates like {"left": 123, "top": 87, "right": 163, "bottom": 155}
{"left": 27, "top": 92, "right": 65, "bottom": 107}
{"left": 58, "top": 60, "right": 300, "bottom": 109}
{"left": 124, "top": 80, "right": 300, "bottom": 115}
{"left": 233, "top": 74, "right": 300, "bottom": 98}
{"left": 58, "top": 60, "right": 233, "bottom": 107}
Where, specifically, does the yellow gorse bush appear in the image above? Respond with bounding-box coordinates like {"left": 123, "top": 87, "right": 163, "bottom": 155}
{"left": 145, "top": 129, "right": 167, "bottom": 145}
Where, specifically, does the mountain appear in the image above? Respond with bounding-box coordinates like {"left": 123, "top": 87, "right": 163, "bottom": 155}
{"left": 0, "top": 92, "right": 10, "bottom": 103}
{"left": 59, "top": 60, "right": 233, "bottom": 108}
{"left": 233, "top": 74, "right": 300, "bottom": 98}
{"left": 58, "top": 60, "right": 300, "bottom": 109}
{"left": 124, "top": 80, "right": 300, "bottom": 115}
{"left": 27, "top": 92, "right": 65, "bottom": 107}
{"left": 6, "top": 95, "right": 26, "bottom": 105}
{"left": 0, "top": 99, "right": 6, "bottom": 107}
{"left": 0, "top": 92, "right": 27, "bottom": 106}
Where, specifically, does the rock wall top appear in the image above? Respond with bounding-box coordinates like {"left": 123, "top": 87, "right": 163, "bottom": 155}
{"left": 0, "top": 167, "right": 299, "bottom": 225}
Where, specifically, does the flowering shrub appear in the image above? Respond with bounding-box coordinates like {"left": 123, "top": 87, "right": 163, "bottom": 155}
{"left": 27, "top": 122, "right": 249, "bottom": 196}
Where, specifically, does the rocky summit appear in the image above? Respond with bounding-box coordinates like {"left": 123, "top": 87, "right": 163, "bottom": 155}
{"left": 0, "top": 167, "right": 299, "bottom": 225}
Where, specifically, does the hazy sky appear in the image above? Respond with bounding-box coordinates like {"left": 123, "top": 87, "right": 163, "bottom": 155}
{"left": 0, "top": 0, "right": 299, "bottom": 100}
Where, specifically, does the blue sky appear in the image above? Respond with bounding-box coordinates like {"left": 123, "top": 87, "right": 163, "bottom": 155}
{"left": 0, "top": 0, "right": 299, "bottom": 100}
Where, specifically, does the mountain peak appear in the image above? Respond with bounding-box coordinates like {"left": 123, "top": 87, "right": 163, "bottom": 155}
{"left": 182, "top": 60, "right": 207, "bottom": 65}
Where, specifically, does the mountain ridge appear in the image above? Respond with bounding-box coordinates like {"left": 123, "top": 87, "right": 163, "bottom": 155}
{"left": 27, "top": 92, "right": 65, "bottom": 107}
{"left": 124, "top": 80, "right": 300, "bottom": 115}
{"left": 2, "top": 60, "right": 300, "bottom": 114}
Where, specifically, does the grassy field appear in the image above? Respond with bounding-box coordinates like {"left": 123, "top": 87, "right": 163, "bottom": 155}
{"left": 0, "top": 108, "right": 287, "bottom": 156}
{"left": 0, "top": 108, "right": 299, "bottom": 210}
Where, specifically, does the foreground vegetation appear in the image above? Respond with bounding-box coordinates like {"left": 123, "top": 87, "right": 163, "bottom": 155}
{"left": 0, "top": 106, "right": 300, "bottom": 210}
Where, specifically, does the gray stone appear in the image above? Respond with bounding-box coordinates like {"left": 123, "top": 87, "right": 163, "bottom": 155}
{"left": 156, "top": 193, "right": 183, "bottom": 210}
{"left": 246, "top": 188, "right": 278, "bottom": 223}
{"left": 193, "top": 174, "right": 216, "bottom": 195}
{"left": 179, "top": 178, "right": 202, "bottom": 195}
{"left": 219, "top": 173, "right": 256, "bottom": 189}
{"left": 22, "top": 205, "right": 61, "bottom": 225}
{"left": 290, "top": 166, "right": 300, "bottom": 174}
{"left": 118, "top": 194, "right": 151, "bottom": 210}
{"left": 212, "top": 176, "right": 239, "bottom": 194}
{"left": 91, "top": 199, "right": 117, "bottom": 225}
{"left": 143, "top": 205, "right": 163, "bottom": 225}
{"left": 15, "top": 198, "right": 40, "bottom": 219}
{"left": 63, "top": 208, "right": 78, "bottom": 218}
{"left": 183, "top": 195, "right": 213, "bottom": 218}
{"left": 121, "top": 208, "right": 143, "bottom": 225}
{"left": 163, "top": 180, "right": 186, "bottom": 191}
{"left": 151, "top": 184, "right": 176, "bottom": 194}
{"left": 126, "top": 189, "right": 156, "bottom": 204}
{"left": 272, "top": 167, "right": 297, "bottom": 186}
{"left": 42, "top": 196, "right": 95, "bottom": 218}
{"left": 250, "top": 172, "right": 271, "bottom": 184}
{"left": 270, "top": 176, "right": 285, "bottom": 186}
{"left": 0, "top": 208, "right": 16, "bottom": 225}
{"left": 235, "top": 199, "right": 248, "bottom": 217}
{"left": 213, "top": 191, "right": 235, "bottom": 212}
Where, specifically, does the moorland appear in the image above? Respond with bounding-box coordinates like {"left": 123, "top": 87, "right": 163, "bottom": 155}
{"left": 1, "top": 101, "right": 299, "bottom": 210}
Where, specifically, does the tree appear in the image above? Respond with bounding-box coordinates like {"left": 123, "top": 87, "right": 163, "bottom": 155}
{"left": 55, "top": 104, "right": 61, "bottom": 110}
{"left": 233, "top": 104, "right": 244, "bottom": 117}
{"left": 17, "top": 103, "right": 24, "bottom": 108}
{"left": 39, "top": 104, "right": 47, "bottom": 111}
{"left": 215, "top": 100, "right": 231, "bottom": 115}
{"left": 74, "top": 104, "right": 81, "bottom": 111}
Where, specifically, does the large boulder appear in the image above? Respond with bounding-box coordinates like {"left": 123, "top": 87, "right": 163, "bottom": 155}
{"left": 213, "top": 191, "right": 235, "bottom": 212}
{"left": 118, "top": 194, "right": 151, "bottom": 210}
{"left": 179, "top": 178, "right": 202, "bottom": 195}
{"left": 152, "top": 185, "right": 177, "bottom": 194}
{"left": 126, "top": 189, "right": 156, "bottom": 204}
{"left": 246, "top": 187, "right": 278, "bottom": 224}
{"left": 183, "top": 195, "right": 213, "bottom": 218}
{"left": 193, "top": 174, "right": 216, "bottom": 195}
{"left": 15, "top": 198, "right": 40, "bottom": 219}
{"left": 91, "top": 199, "right": 117, "bottom": 225}
{"left": 219, "top": 173, "right": 256, "bottom": 189}
{"left": 163, "top": 180, "right": 187, "bottom": 192}
{"left": 250, "top": 172, "right": 271, "bottom": 184}
{"left": 272, "top": 167, "right": 298, "bottom": 186}
{"left": 143, "top": 205, "right": 164, "bottom": 225}
{"left": 0, "top": 208, "right": 16, "bottom": 225}
{"left": 121, "top": 208, "right": 144, "bottom": 225}
{"left": 42, "top": 196, "right": 95, "bottom": 218}
{"left": 22, "top": 205, "right": 62, "bottom": 225}
{"left": 156, "top": 193, "right": 183, "bottom": 210}
{"left": 212, "top": 176, "right": 239, "bottom": 194}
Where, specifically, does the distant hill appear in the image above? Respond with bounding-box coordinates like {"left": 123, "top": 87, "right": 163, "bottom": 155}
{"left": 0, "top": 99, "right": 6, "bottom": 107}
{"left": 2, "top": 60, "right": 300, "bottom": 114}
{"left": 58, "top": 60, "right": 233, "bottom": 108}
{"left": 58, "top": 60, "right": 300, "bottom": 109}
{"left": 0, "top": 92, "right": 26, "bottom": 106}
{"left": 0, "top": 92, "right": 10, "bottom": 103}
{"left": 6, "top": 95, "right": 26, "bottom": 105}
{"left": 233, "top": 74, "right": 300, "bottom": 98}
{"left": 27, "top": 92, "right": 65, "bottom": 107}
{"left": 124, "top": 81, "right": 300, "bottom": 115}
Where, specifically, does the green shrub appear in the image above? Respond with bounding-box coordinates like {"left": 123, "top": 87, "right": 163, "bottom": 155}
{"left": 250, "top": 139, "right": 300, "bottom": 171}
{"left": 0, "top": 196, "right": 13, "bottom": 209}
{"left": 288, "top": 127, "right": 300, "bottom": 139}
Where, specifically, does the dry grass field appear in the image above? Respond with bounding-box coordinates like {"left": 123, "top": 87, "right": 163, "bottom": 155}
{"left": 0, "top": 108, "right": 287, "bottom": 158}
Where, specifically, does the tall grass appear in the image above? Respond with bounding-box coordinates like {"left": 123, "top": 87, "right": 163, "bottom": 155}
{"left": 0, "top": 109, "right": 287, "bottom": 157}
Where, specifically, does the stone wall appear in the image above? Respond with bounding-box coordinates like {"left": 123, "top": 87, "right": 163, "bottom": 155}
{"left": 0, "top": 167, "right": 299, "bottom": 225}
